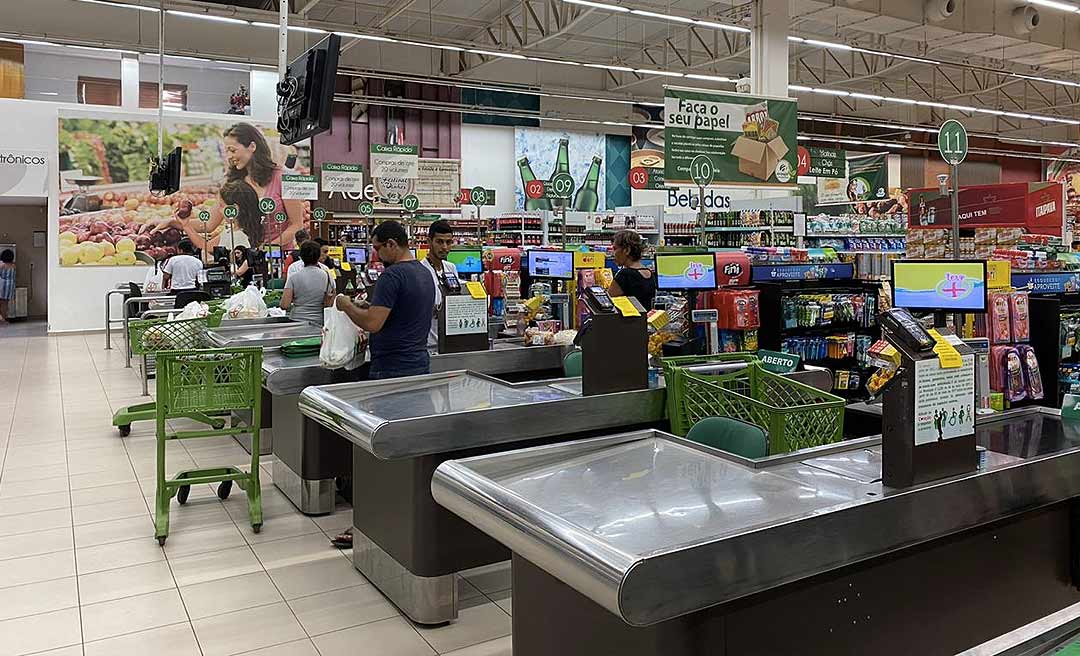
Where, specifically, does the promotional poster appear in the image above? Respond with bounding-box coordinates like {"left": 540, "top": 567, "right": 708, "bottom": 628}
{"left": 514, "top": 128, "right": 606, "bottom": 212}
{"left": 58, "top": 114, "right": 310, "bottom": 267}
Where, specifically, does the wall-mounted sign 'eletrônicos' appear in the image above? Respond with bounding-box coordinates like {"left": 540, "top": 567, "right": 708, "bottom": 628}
{"left": 907, "top": 181, "right": 1064, "bottom": 236}
{"left": 663, "top": 86, "right": 798, "bottom": 188}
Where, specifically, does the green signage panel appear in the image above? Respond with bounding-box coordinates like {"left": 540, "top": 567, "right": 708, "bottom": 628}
{"left": 197, "top": 210, "right": 211, "bottom": 223}
{"left": 258, "top": 197, "right": 275, "bottom": 214}
{"left": 938, "top": 119, "right": 968, "bottom": 166}
{"left": 402, "top": 194, "right": 420, "bottom": 213}
{"left": 664, "top": 87, "right": 798, "bottom": 188}
{"left": 312, "top": 207, "right": 326, "bottom": 221}
{"left": 689, "top": 154, "right": 714, "bottom": 188}
{"left": 357, "top": 201, "right": 374, "bottom": 216}
{"left": 370, "top": 144, "right": 419, "bottom": 156}
{"left": 846, "top": 154, "right": 888, "bottom": 202}
{"left": 547, "top": 173, "right": 575, "bottom": 200}
{"left": 222, "top": 205, "right": 239, "bottom": 220}
{"left": 807, "top": 147, "right": 845, "bottom": 178}
{"left": 758, "top": 349, "right": 800, "bottom": 374}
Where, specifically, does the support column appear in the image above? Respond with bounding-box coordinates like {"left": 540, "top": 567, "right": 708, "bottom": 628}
{"left": 749, "top": 0, "right": 789, "bottom": 98}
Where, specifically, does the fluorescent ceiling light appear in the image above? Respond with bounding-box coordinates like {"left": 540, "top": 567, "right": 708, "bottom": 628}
{"left": 584, "top": 63, "right": 634, "bottom": 71}
{"left": 694, "top": 20, "right": 750, "bottom": 33}
{"left": 1028, "top": 0, "right": 1079, "bottom": 12}
{"left": 805, "top": 39, "right": 852, "bottom": 51}
{"left": 74, "top": 0, "right": 159, "bottom": 11}
{"left": 470, "top": 49, "right": 527, "bottom": 59}
{"left": 37, "top": 91, "right": 59, "bottom": 96}
{"left": 563, "top": 0, "right": 629, "bottom": 11}
{"left": 637, "top": 68, "right": 683, "bottom": 77}
{"left": 166, "top": 10, "right": 249, "bottom": 25}
{"left": 528, "top": 56, "right": 581, "bottom": 65}
{"left": 337, "top": 31, "right": 399, "bottom": 43}
{"left": 685, "top": 74, "right": 733, "bottom": 82}
{"left": 291, "top": 26, "right": 327, "bottom": 34}
{"left": 5, "top": 38, "right": 56, "bottom": 47}
{"left": 630, "top": 9, "right": 694, "bottom": 23}
{"left": 789, "top": 84, "right": 1080, "bottom": 125}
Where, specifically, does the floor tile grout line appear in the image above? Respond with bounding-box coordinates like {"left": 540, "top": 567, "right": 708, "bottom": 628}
{"left": 58, "top": 334, "right": 87, "bottom": 656}
{"left": 0, "top": 338, "right": 29, "bottom": 485}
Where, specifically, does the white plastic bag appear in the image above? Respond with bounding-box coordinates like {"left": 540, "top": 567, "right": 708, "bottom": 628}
{"left": 267, "top": 307, "right": 287, "bottom": 318}
{"left": 224, "top": 285, "right": 268, "bottom": 320}
{"left": 143, "top": 267, "right": 164, "bottom": 294}
{"left": 173, "top": 301, "right": 208, "bottom": 321}
{"left": 320, "top": 306, "right": 358, "bottom": 370}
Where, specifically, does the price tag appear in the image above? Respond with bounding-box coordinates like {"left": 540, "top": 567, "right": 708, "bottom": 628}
{"left": 612, "top": 296, "right": 640, "bottom": 317}
{"left": 927, "top": 329, "right": 963, "bottom": 369}
{"left": 574, "top": 251, "right": 605, "bottom": 269}
{"left": 464, "top": 281, "right": 487, "bottom": 300}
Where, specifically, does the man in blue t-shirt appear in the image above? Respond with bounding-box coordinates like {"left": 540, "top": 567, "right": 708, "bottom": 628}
{"left": 335, "top": 220, "right": 435, "bottom": 379}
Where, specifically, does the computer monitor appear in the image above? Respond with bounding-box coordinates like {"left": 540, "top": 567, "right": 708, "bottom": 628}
{"left": 655, "top": 252, "right": 719, "bottom": 291}
{"left": 446, "top": 249, "right": 483, "bottom": 275}
{"left": 263, "top": 244, "right": 283, "bottom": 259}
{"left": 892, "top": 260, "right": 988, "bottom": 313}
{"left": 344, "top": 246, "right": 367, "bottom": 265}
{"left": 527, "top": 250, "right": 574, "bottom": 280}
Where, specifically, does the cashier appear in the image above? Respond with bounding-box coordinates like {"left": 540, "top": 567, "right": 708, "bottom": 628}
{"left": 335, "top": 220, "right": 435, "bottom": 379}
{"left": 419, "top": 220, "right": 458, "bottom": 352}
{"left": 607, "top": 230, "right": 656, "bottom": 310}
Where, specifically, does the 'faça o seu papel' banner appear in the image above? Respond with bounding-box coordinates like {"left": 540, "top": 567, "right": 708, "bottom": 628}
{"left": 663, "top": 86, "right": 798, "bottom": 188}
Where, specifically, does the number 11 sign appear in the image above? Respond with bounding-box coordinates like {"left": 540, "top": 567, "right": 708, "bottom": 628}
{"left": 938, "top": 119, "right": 968, "bottom": 166}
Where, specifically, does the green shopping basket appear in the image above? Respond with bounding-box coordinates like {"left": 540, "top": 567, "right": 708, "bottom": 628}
{"left": 666, "top": 359, "right": 845, "bottom": 454}
{"left": 153, "top": 348, "right": 264, "bottom": 545}
{"left": 111, "top": 317, "right": 225, "bottom": 436}
{"left": 662, "top": 353, "right": 760, "bottom": 433}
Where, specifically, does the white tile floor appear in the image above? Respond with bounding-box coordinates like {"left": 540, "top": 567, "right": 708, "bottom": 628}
{"left": 0, "top": 330, "right": 513, "bottom": 656}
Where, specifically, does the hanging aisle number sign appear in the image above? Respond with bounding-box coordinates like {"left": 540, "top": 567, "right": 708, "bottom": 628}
{"left": 690, "top": 154, "right": 714, "bottom": 188}
{"left": 547, "top": 173, "right": 574, "bottom": 200}
{"left": 938, "top": 119, "right": 968, "bottom": 166}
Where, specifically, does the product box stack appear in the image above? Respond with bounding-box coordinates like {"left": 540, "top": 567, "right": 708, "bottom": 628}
{"left": 986, "top": 289, "right": 1043, "bottom": 408}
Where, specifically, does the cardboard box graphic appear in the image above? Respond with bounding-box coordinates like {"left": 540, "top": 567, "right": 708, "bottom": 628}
{"left": 732, "top": 135, "right": 790, "bottom": 181}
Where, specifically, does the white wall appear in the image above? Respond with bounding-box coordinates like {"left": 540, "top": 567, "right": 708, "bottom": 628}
{"left": 461, "top": 124, "right": 516, "bottom": 215}
{"left": 23, "top": 48, "right": 124, "bottom": 104}
{"left": 140, "top": 59, "right": 249, "bottom": 115}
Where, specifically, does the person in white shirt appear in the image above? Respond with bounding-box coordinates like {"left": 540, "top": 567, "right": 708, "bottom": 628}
{"left": 162, "top": 240, "right": 203, "bottom": 291}
{"left": 418, "top": 220, "right": 458, "bottom": 351}
{"left": 285, "top": 239, "right": 332, "bottom": 278}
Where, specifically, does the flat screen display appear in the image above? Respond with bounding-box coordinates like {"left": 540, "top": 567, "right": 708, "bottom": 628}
{"left": 446, "top": 249, "right": 483, "bottom": 275}
{"left": 892, "top": 260, "right": 987, "bottom": 312}
{"left": 264, "top": 244, "right": 282, "bottom": 259}
{"left": 344, "top": 247, "right": 367, "bottom": 265}
{"left": 528, "top": 250, "right": 574, "bottom": 280}
{"left": 656, "top": 253, "right": 718, "bottom": 290}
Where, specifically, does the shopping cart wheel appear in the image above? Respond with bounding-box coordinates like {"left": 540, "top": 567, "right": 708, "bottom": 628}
{"left": 118, "top": 424, "right": 131, "bottom": 437}
{"left": 217, "top": 480, "right": 233, "bottom": 500}
{"left": 252, "top": 523, "right": 262, "bottom": 534}
{"left": 157, "top": 536, "right": 167, "bottom": 546}
{"left": 177, "top": 485, "right": 191, "bottom": 505}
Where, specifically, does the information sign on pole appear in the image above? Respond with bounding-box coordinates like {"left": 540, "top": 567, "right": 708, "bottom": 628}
{"left": 938, "top": 120, "right": 969, "bottom": 166}
{"left": 547, "top": 173, "right": 574, "bottom": 200}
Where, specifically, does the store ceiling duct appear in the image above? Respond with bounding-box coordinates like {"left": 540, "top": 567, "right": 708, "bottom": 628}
{"left": 1011, "top": 5, "right": 1041, "bottom": 34}
{"left": 925, "top": 0, "right": 957, "bottom": 21}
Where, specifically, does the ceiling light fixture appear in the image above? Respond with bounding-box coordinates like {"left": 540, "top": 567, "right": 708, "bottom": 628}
{"left": 562, "top": 0, "right": 630, "bottom": 12}
{"left": 636, "top": 68, "right": 683, "bottom": 77}
{"left": 561, "top": 0, "right": 749, "bottom": 33}
{"left": 1027, "top": 0, "right": 1080, "bottom": 12}
{"left": 166, "top": 10, "right": 250, "bottom": 25}
{"left": 787, "top": 84, "right": 1080, "bottom": 125}
{"left": 336, "top": 31, "right": 398, "bottom": 43}
{"left": 470, "top": 49, "right": 527, "bottom": 60}
{"left": 74, "top": 0, "right": 159, "bottom": 11}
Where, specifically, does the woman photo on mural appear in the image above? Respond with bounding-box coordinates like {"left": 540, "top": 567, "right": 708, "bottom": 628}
{"left": 157, "top": 122, "right": 308, "bottom": 254}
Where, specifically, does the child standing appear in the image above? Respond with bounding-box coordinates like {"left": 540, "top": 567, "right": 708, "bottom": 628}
{"left": 0, "top": 249, "right": 14, "bottom": 324}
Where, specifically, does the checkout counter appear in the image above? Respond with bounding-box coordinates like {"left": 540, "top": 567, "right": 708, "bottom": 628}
{"left": 264, "top": 340, "right": 572, "bottom": 516}
{"left": 432, "top": 407, "right": 1080, "bottom": 655}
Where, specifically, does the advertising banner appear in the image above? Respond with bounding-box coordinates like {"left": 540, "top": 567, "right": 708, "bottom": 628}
{"left": 845, "top": 153, "right": 888, "bottom": 202}
{"left": 317, "top": 158, "right": 460, "bottom": 213}
{"left": 751, "top": 263, "right": 855, "bottom": 282}
{"left": 281, "top": 174, "right": 318, "bottom": 200}
{"left": 58, "top": 115, "right": 310, "bottom": 266}
{"left": 908, "top": 181, "right": 1063, "bottom": 235}
{"left": 663, "top": 86, "right": 797, "bottom": 188}
{"left": 514, "top": 128, "right": 606, "bottom": 212}
{"left": 631, "top": 103, "right": 666, "bottom": 190}
{"left": 0, "top": 149, "right": 48, "bottom": 197}
{"left": 798, "top": 146, "right": 846, "bottom": 178}
{"left": 370, "top": 144, "right": 419, "bottom": 179}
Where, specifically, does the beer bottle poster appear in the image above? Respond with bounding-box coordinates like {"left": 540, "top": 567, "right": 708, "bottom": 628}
{"left": 514, "top": 128, "right": 606, "bottom": 212}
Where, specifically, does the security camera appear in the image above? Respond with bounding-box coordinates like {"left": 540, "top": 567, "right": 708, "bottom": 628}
{"left": 925, "top": 0, "right": 956, "bottom": 22}
{"left": 937, "top": 173, "right": 949, "bottom": 195}
{"left": 1011, "top": 6, "right": 1040, "bottom": 35}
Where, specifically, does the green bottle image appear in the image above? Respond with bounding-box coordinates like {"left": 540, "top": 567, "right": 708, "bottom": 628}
{"left": 572, "top": 155, "right": 602, "bottom": 212}
{"left": 517, "top": 156, "right": 553, "bottom": 211}
{"left": 549, "top": 139, "right": 571, "bottom": 209}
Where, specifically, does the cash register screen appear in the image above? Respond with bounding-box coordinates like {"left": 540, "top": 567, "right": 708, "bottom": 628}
{"left": 204, "top": 267, "right": 229, "bottom": 282}
{"left": 345, "top": 247, "right": 367, "bottom": 265}
{"left": 446, "top": 249, "right": 483, "bottom": 275}
{"left": 892, "top": 260, "right": 987, "bottom": 312}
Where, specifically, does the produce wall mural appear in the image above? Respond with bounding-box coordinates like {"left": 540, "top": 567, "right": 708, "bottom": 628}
{"left": 57, "top": 114, "right": 311, "bottom": 267}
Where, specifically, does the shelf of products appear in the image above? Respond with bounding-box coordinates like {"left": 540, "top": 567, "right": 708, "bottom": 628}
{"left": 806, "top": 213, "right": 907, "bottom": 237}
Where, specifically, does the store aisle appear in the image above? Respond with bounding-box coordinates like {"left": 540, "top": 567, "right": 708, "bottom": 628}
{"left": 0, "top": 333, "right": 512, "bottom": 656}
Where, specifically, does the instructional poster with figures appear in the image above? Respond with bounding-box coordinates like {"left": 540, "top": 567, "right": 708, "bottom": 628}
{"left": 914, "top": 355, "right": 976, "bottom": 445}
{"left": 445, "top": 295, "right": 488, "bottom": 336}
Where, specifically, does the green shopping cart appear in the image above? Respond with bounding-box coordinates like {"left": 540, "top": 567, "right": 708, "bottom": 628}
{"left": 112, "top": 316, "right": 227, "bottom": 436}
{"left": 664, "top": 354, "right": 845, "bottom": 455}
{"left": 153, "top": 347, "right": 264, "bottom": 545}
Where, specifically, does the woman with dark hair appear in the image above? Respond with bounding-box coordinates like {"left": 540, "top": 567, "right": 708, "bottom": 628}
{"left": 222, "top": 122, "right": 305, "bottom": 249}
{"left": 232, "top": 246, "right": 254, "bottom": 287}
{"left": 172, "top": 179, "right": 263, "bottom": 255}
{"left": 608, "top": 229, "right": 656, "bottom": 310}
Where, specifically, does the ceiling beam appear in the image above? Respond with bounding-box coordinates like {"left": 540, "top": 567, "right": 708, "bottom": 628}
{"left": 376, "top": 0, "right": 418, "bottom": 28}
